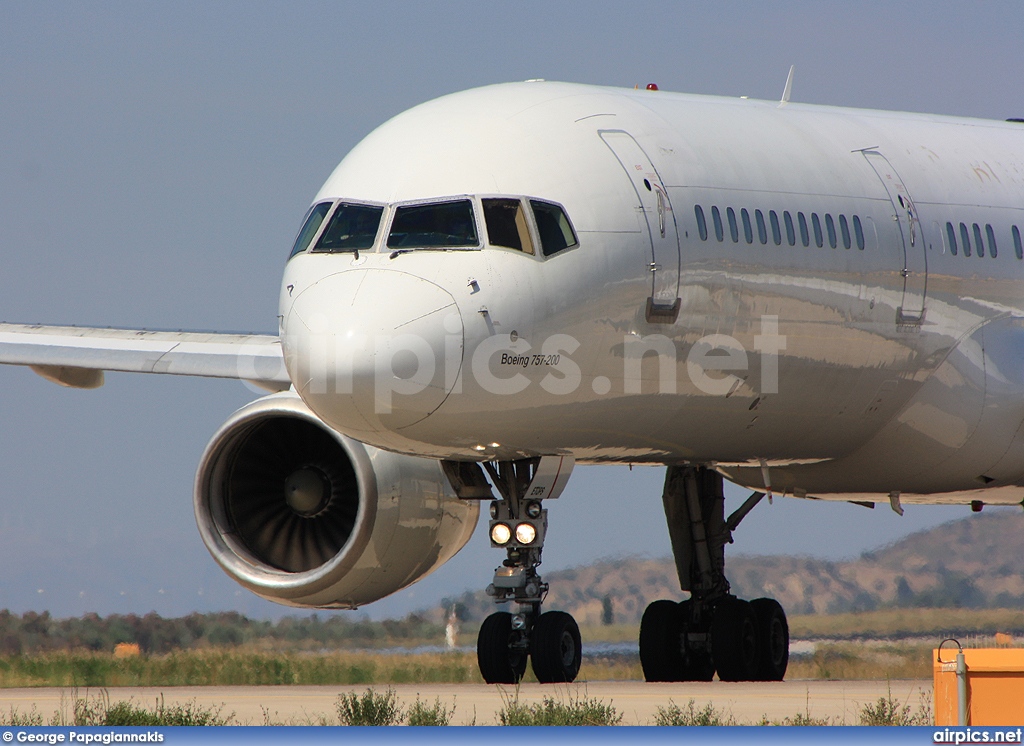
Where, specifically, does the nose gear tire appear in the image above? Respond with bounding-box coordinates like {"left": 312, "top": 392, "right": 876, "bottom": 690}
{"left": 530, "top": 611, "right": 582, "bottom": 684}
{"left": 477, "top": 612, "right": 527, "bottom": 684}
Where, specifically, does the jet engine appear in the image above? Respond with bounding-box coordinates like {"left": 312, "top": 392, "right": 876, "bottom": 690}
{"left": 194, "top": 391, "right": 479, "bottom": 608}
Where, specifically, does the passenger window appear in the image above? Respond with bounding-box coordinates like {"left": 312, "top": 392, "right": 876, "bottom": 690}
{"left": 289, "top": 201, "right": 333, "bottom": 258}
{"left": 695, "top": 205, "right": 708, "bottom": 241}
{"left": 839, "top": 215, "right": 851, "bottom": 249}
{"left": 769, "top": 210, "right": 782, "bottom": 245}
{"left": 712, "top": 206, "right": 724, "bottom": 241}
{"left": 825, "top": 214, "right": 837, "bottom": 248}
{"left": 812, "top": 213, "right": 823, "bottom": 248}
{"left": 530, "top": 200, "right": 578, "bottom": 256}
{"left": 727, "top": 207, "right": 739, "bottom": 242}
{"left": 755, "top": 210, "right": 768, "bottom": 244}
{"left": 313, "top": 202, "right": 385, "bottom": 253}
{"left": 741, "top": 208, "right": 754, "bottom": 244}
{"left": 1014, "top": 225, "right": 1023, "bottom": 259}
{"left": 798, "top": 212, "right": 810, "bottom": 247}
{"left": 483, "top": 199, "right": 535, "bottom": 254}
{"left": 960, "top": 222, "right": 971, "bottom": 257}
{"left": 853, "top": 215, "right": 865, "bottom": 250}
{"left": 986, "top": 224, "right": 998, "bottom": 258}
{"left": 946, "top": 222, "right": 958, "bottom": 256}
{"left": 387, "top": 199, "right": 478, "bottom": 248}
{"left": 783, "top": 212, "right": 796, "bottom": 246}
{"left": 973, "top": 223, "right": 985, "bottom": 258}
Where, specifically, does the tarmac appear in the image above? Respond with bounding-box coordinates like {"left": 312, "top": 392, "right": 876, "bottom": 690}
{"left": 0, "top": 680, "right": 932, "bottom": 725}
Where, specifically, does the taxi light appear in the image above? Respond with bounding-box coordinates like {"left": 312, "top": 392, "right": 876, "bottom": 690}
{"left": 515, "top": 522, "right": 537, "bottom": 545}
{"left": 490, "top": 523, "right": 512, "bottom": 545}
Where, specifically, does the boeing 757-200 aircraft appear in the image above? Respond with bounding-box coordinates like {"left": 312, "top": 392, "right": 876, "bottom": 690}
{"left": 3, "top": 80, "right": 1024, "bottom": 684}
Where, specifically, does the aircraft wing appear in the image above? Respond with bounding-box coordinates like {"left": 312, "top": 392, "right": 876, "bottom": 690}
{"left": 0, "top": 322, "right": 290, "bottom": 391}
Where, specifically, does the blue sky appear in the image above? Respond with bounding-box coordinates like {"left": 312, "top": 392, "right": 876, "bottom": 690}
{"left": 1, "top": 1, "right": 1021, "bottom": 620}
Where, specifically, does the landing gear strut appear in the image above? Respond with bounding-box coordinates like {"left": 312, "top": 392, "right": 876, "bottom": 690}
{"left": 447, "top": 456, "right": 579, "bottom": 684}
{"left": 639, "top": 465, "right": 789, "bottom": 682}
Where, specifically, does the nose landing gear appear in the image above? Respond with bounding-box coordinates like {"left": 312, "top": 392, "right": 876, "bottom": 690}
{"left": 451, "top": 456, "right": 580, "bottom": 684}
{"left": 639, "top": 465, "right": 789, "bottom": 682}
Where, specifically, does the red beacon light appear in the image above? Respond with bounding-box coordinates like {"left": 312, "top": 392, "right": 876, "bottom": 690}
{"left": 646, "top": 83, "right": 659, "bottom": 91}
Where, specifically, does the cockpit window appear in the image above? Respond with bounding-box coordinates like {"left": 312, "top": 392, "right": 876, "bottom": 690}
{"left": 288, "top": 201, "right": 332, "bottom": 258}
{"left": 530, "top": 200, "right": 577, "bottom": 256}
{"left": 386, "top": 199, "right": 478, "bottom": 249}
{"left": 483, "top": 198, "right": 535, "bottom": 254}
{"left": 312, "top": 202, "right": 384, "bottom": 253}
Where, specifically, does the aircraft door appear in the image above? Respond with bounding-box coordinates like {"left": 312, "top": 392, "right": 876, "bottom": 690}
{"left": 599, "top": 130, "right": 681, "bottom": 323}
{"left": 862, "top": 150, "right": 927, "bottom": 325}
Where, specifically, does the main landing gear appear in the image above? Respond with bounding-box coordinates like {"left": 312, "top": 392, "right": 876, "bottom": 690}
{"left": 639, "top": 465, "right": 789, "bottom": 681}
{"left": 447, "top": 456, "right": 581, "bottom": 684}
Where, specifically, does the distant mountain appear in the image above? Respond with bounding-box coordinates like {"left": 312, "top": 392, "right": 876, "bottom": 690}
{"left": 435, "top": 510, "right": 1024, "bottom": 624}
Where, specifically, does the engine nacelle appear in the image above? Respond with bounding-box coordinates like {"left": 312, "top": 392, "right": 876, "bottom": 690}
{"left": 194, "top": 392, "right": 479, "bottom": 608}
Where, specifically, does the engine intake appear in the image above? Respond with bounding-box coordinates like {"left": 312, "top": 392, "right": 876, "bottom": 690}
{"left": 194, "top": 392, "right": 478, "bottom": 608}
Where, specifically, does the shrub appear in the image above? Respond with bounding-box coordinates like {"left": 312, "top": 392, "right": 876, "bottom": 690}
{"left": 654, "top": 699, "right": 735, "bottom": 726}
{"left": 406, "top": 696, "right": 455, "bottom": 726}
{"left": 859, "top": 686, "right": 931, "bottom": 726}
{"left": 498, "top": 691, "right": 621, "bottom": 726}
{"left": 0, "top": 706, "right": 45, "bottom": 726}
{"left": 336, "top": 687, "right": 403, "bottom": 726}
{"left": 73, "top": 692, "right": 231, "bottom": 726}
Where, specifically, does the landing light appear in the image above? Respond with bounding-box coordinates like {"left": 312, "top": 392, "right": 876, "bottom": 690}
{"left": 515, "top": 522, "right": 537, "bottom": 545}
{"left": 490, "top": 523, "right": 512, "bottom": 545}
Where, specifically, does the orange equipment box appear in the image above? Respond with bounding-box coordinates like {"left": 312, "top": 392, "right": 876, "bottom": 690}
{"left": 934, "top": 648, "right": 1024, "bottom": 725}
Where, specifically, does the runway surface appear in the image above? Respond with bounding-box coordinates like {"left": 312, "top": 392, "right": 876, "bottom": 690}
{"left": 0, "top": 680, "right": 932, "bottom": 725}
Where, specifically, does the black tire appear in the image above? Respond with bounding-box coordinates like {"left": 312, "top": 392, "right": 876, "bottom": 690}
{"left": 477, "top": 612, "right": 528, "bottom": 684}
{"left": 639, "top": 600, "right": 685, "bottom": 681}
{"left": 750, "top": 597, "right": 789, "bottom": 681}
{"left": 530, "top": 611, "right": 582, "bottom": 684}
{"left": 711, "top": 598, "right": 759, "bottom": 681}
{"left": 677, "top": 599, "right": 715, "bottom": 681}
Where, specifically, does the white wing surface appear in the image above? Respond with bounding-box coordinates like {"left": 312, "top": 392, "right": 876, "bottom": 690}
{"left": 0, "top": 323, "right": 290, "bottom": 391}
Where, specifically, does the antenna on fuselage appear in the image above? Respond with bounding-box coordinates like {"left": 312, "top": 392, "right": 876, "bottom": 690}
{"left": 779, "top": 64, "right": 795, "bottom": 106}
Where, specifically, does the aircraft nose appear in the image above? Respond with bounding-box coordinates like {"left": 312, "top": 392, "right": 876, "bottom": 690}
{"left": 283, "top": 269, "right": 462, "bottom": 435}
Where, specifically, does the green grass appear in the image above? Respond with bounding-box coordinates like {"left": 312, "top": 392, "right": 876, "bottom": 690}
{"left": 786, "top": 641, "right": 934, "bottom": 680}
{"left": 788, "top": 607, "right": 1024, "bottom": 639}
{"left": 0, "top": 644, "right": 936, "bottom": 686}
{"left": 0, "top": 650, "right": 485, "bottom": 687}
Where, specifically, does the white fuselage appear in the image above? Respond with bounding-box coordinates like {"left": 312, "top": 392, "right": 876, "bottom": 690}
{"left": 279, "top": 81, "right": 1024, "bottom": 505}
